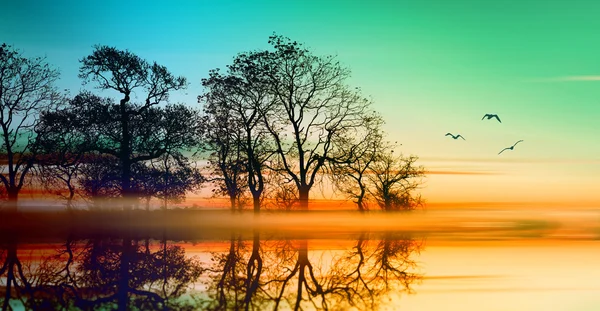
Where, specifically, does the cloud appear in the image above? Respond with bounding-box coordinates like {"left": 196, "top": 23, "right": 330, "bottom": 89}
{"left": 426, "top": 170, "right": 498, "bottom": 176}
{"left": 421, "top": 156, "right": 600, "bottom": 165}
{"left": 557, "top": 76, "right": 600, "bottom": 81}
{"left": 424, "top": 275, "right": 504, "bottom": 280}
{"left": 422, "top": 287, "right": 597, "bottom": 293}
{"left": 531, "top": 75, "right": 600, "bottom": 82}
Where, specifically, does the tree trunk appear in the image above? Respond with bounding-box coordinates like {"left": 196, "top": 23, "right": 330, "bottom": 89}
{"left": 244, "top": 230, "right": 262, "bottom": 307}
{"left": 6, "top": 188, "right": 18, "bottom": 212}
{"left": 2, "top": 241, "right": 17, "bottom": 311}
{"left": 298, "top": 186, "right": 309, "bottom": 211}
{"left": 118, "top": 236, "right": 132, "bottom": 311}
{"left": 229, "top": 197, "right": 236, "bottom": 212}
{"left": 357, "top": 198, "right": 365, "bottom": 213}
{"left": 121, "top": 158, "right": 132, "bottom": 211}
{"left": 383, "top": 190, "right": 392, "bottom": 212}
{"left": 294, "top": 239, "right": 311, "bottom": 310}
{"left": 66, "top": 193, "right": 74, "bottom": 212}
{"left": 120, "top": 94, "right": 132, "bottom": 212}
{"left": 66, "top": 183, "right": 75, "bottom": 212}
{"left": 357, "top": 183, "right": 366, "bottom": 212}
{"left": 252, "top": 195, "right": 260, "bottom": 214}
{"left": 162, "top": 233, "right": 169, "bottom": 305}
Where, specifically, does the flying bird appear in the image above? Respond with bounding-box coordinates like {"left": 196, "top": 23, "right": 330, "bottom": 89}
{"left": 498, "top": 140, "right": 524, "bottom": 155}
{"left": 482, "top": 114, "right": 501, "bottom": 123}
{"left": 445, "top": 133, "right": 465, "bottom": 140}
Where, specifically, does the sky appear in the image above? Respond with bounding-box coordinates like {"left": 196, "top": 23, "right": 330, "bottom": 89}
{"left": 2, "top": 0, "right": 599, "bottom": 208}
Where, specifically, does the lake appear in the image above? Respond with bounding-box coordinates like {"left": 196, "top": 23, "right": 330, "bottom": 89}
{"left": 1, "top": 209, "right": 599, "bottom": 310}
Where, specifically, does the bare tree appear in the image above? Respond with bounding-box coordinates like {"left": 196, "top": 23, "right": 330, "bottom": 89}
{"left": 261, "top": 164, "right": 299, "bottom": 211}
{"left": 271, "top": 176, "right": 299, "bottom": 211}
{"left": 200, "top": 55, "right": 275, "bottom": 213}
{"left": 369, "top": 149, "right": 425, "bottom": 212}
{"left": 0, "top": 43, "right": 59, "bottom": 210}
{"left": 200, "top": 87, "right": 248, "bottom": 211}
{"left": 36, "top": 154, "right": 83, "bottom": 211}
{"left": 249, "top": 35, "right": 373, "bottom": 210}
{"left": 329, "top": 111, "right": 384, "bottom": 212}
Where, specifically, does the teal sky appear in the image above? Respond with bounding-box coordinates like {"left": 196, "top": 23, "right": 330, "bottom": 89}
{"left": 2, "top": 0, "right": 599, "bottom": 206}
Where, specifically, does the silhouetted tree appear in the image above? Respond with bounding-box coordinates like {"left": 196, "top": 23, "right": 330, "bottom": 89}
{"left": 77, "top": 154, "right": 122, "bottom": 210}
{"left": 200, "top": 97, "right": 247, "bottom": 211}
{"left": 35, "top": 153, "right": 83, "bottom": 211}
{"left": 148, "top": 152, "right": 203, "bottom": 209}
{"left": 41, "top": 89, "right": 201, "bottom": 210}
{"left": 131, "top": 162, "right": 158, "bottom": 210}
{"left": 243, "top": 35, "right": 374, "bottom": 210}
{"left": 36, "top": 110, "right": 89, "bottom": 210}
{"left": 200, "top": 57, "right": 275, "bottom": 213}
{"left": 268, "top": 172, "right": 299, "bottom": 211}
{"left": 329, "top": 112, "right": 384, "bottom": 212}
{"left": 74, "top": 46, "right": 191, "bottom": 209}
{"left": 369, "top": 150, "right": 425, "bottom": 211}
{"left": 0, "top": 43, "right": 60, "bottom": 210}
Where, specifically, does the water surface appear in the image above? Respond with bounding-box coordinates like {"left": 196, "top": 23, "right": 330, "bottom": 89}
{"left": 1, "top": 209, "right": 599, "bottom": 310}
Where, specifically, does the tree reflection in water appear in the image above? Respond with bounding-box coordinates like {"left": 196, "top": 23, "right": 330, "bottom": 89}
{"left": 0, "top": 234, "right": 203, "bottom": 311}
{"left": 204, "top": 231, "right": 423, "bottom": 311}
{"left": 0, "top": 230, "right": 422, "bottom": 310}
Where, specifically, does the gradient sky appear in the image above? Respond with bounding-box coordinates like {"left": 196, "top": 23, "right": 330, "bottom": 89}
{"left": 2, "top": 0, "right": 599, "bottom": 208}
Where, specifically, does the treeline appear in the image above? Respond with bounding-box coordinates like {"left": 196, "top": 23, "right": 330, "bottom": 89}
{"left": 0, "top": 35, "right": 425, "bottom": 213}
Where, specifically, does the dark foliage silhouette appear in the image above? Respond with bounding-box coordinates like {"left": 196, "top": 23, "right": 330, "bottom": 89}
{"left": 144, "top": 152, "right": 203, "bottom": 210}
{"left": 35, "top": 114, "right": 89, "bottom": 210}
{"left": 41, "top": 86, "right": 202, "bottom": 210}
{"left": 51, "top": 46, "right": 198, "bottom": 209}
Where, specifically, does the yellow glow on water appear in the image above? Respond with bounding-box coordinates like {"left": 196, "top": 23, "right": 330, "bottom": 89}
{"left": 399, "top": 240, "right": 600, "bottom": 311}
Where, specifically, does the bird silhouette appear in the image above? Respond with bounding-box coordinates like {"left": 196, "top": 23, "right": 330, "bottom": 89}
{"left": 498, "top": 140, "right": 523, "bottom": 155}
{"left": 482, "top": 114, "right": 501, "bottom": 123}
{"left": 445, "top": 133, "right": 465, "bottom": 140}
